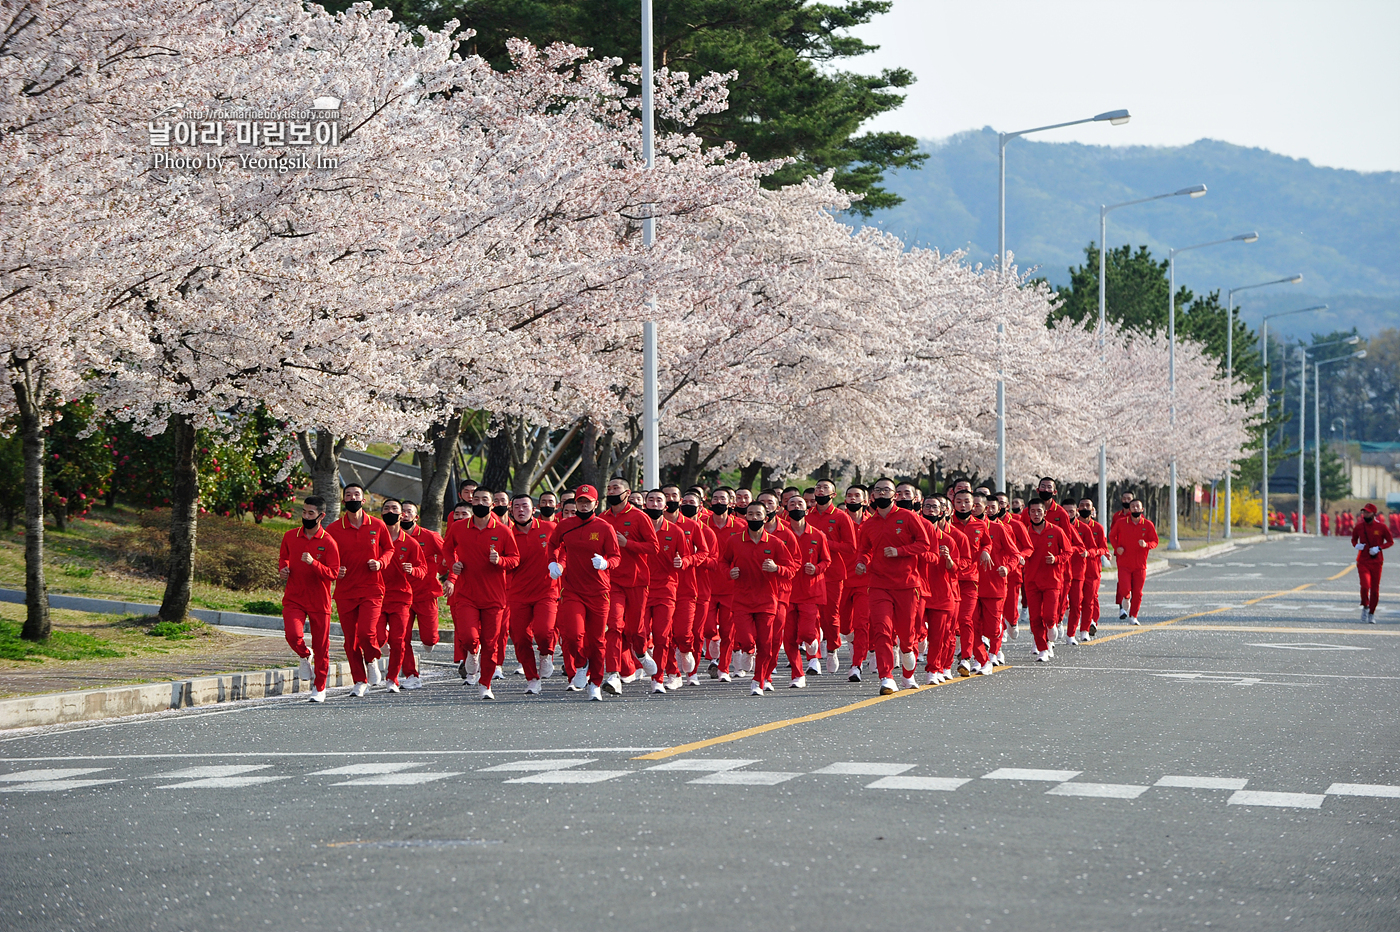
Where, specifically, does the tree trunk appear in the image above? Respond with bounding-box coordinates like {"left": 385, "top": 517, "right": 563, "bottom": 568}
{"left": 579, "top": 419, "right": 604, "bottom": 490}
{"left": 758, "top": 464, "right": 776, "bottom": 492}
{"left": 296, "top": 430, "right": 347, "bottom": 523}
{"left": 417, "top": 411, "right": 464, "bottom": 533}
{"left": 738, "top": 460, "right": 763, "bottom": 493}
{"left": 159, "top": 414, "right": 199, "bottom": 624}
{"left": 12, "top": 357, "right": 50, "bottom": 641}
{"left": 51, "top": 501, "right": 67, "bottom": 532}
{"left": 482, "top": 416, "right": 513, "bottom": 493}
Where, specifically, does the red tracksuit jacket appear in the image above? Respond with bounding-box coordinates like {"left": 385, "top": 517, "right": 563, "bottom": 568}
{"left": 855, "top": 508, "right": 932, "bottom": 591}
{"left": 405, "top": 525, "right": 447, "bottom": 600}
{"left": 706, "top": 512, "right": 746, "bottom": 602}
{"left": 602, "top": 504, "right": 660, "bottom": 589}
{"left": 1108, "top": 516, "right": 1159, "bottom": 570}
{"left": 646, "top": 519, "right": 694, "bottom": 607}
{"left": 1080, "top": 521, "right": 1109, "bottom": 579}
{"left": 722, "top": 530, "right": 798, "bottom": 614}
{"left": 548, "top": 514, "right": 623, "bottom": 601}
{"left": 976, "top": 520, "right": 1020, "bottom": 600}
{"left": 788, "top": 523, "right": 832, "bottom": 605}
{"left": 951, "top": 514, "right": 990, "bottom": 583}
{"left": 809, "top": 503, "right": 857, "bottom": 583}
{"left": 380, "top": 529, "right": 426, "bottom": 607}
{"left": 327, "top": 513, "right": 394, "bottom": 602}
{"left": 918, "top": 523, "right": 962, "bottom": 613}
{"left": 673, "top": 514, "right": 715, "bottom": 601}
{"left": 279, "top": 525, "right": 340, "bottom": 615}
{"left": 1352, "top": 519, "right": 1394, "bottom": 564}
{"left": 1024, "top": 521, "right": 1072, "bottom": 589}
{"left": 508, "top": 517, "right": 559, "bottom": 604}
{"left": 442, "top": 514, "right": 521, "bottom": 609}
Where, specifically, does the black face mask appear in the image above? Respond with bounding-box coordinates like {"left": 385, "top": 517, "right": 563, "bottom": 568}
{"left": 747, "top": 518, "right": 765, "bottom": 532}
{"left": 302, "top": 518, "right": 320, "bottom": 530}
{"left": 845, "top": 502, "right": 863, "bottom": 514}
{"left": 382, "top": 513, "right": 400, "bottom": 527}
{"left": 788, "top": 509, "right": 806, "bottom": 522}
{"left": 644, "top": 507, "right": 664, "bottom": 520}
{"left": 1121, "top": 502, "right": 1132, "bottom": 510}
{"left": 985, "top": 507, "right": 1001, "bottom": 520}
{"left": 576, "top": 506, "right": 594, "bottom": 521}
{"left": 896, "top": 500, "right": 915, "bottom": 510}
{"left": 815, "top": 495, "right": 831, "bottom": 506}
{"left": 1078, "top": 509, "right": 1092, "bottom": 520}
{"left": 1364, "top": 513, "right": 1375, "bottom": 522}
{"left": 400, "top": 520, "right": 415, "bottom": 531}
{"left": 665, "top": 500, "right": 680, "bottom": 513}
{"left": 606, "top": 493, "right": 625, "bottom": 507}
{"left": 1011, "top": 506, "right": 1023, "bottom": 514}
{"left": 711, "top": 503, "right": 729, "bottom": 515}
{"left": 1130, "top": 510, "right": 1143, "bottom": 519}
{"left": 954, "top": 508, "right": 971, "bottom": 519}
{"left": 1038, "top": 489, "right": 1055, "bottom": 503}
{"left": 490, "top": 505, "right": 506, "bottom": 517}
{"left": 680, "top": 503, "right": 699, "bottom": 518}
{"left": 472, "top": 504, "right": 491, "bottom": 518}
{"left": 535, "top": 506, "right": 554, "bottom": 519}
{"left": 343, "top": 500, "right": 362, "bottom": 513}
{"left": 871, "top": 496, "right": 893, "bottom": 510}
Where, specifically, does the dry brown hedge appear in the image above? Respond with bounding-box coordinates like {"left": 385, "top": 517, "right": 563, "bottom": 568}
{"left": 110, "top": 511, "right": 284, "bottom": 591}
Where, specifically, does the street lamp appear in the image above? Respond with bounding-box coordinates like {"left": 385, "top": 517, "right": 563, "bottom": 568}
{"left": 1165, "top": 232, "right": 1259, "bottom": 550}
{"left": 1258, "top": 305, "right": 1327, "bottom": 537}
{"left": 1309, "top": 344, "right": 1365, "bottom": 536}
{"left": 1330, "top": 417, "right": 1350, "bottom": 477}
{"left": 640, "top": 0, "right": 660, "bottom": 489}
{"left": 1221, "top": 274, "right": 1303, "bottom": 537}
{"left": 996, "top": 107, "right": 1130, "bottom": 495}
{"left": 1094, "top": 185, "right": 1207, "bottom": 537}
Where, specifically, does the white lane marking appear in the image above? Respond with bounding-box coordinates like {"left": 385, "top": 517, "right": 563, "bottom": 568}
{"left": 0, "top": 748, "right": 660, "bottom": 762}
{"left": 505, "top": 770, "right": 632, "bottom": 784}
{"left": 162, "top": 776, "right": 292, "bottom": 788}
{"left": 334, "top": 772, "right": 463, "bottom": 786}
{"left": 866, "top": 776, "right": 970, "bottom": 791}
{"left": 1155, "top": 776, "right": 1249, "bottom": 790}
{"left": 1228, "top": 790, "right": 1325, "bottom": 809}
{"left": 1325, "top": 783, "right": 1400, "bottom": 798}
{"left": 1063, "top": 666, "right": 1400, "bottom": 682}
{"left": 1249, "top": 643, "right": 1370, "bottom": 651}
{"left": 812, "top": 762, "right": 915, "bottom": 776}
{"left": 688, "top": 771, "right": 803, "bottom": 786}
{"left": 1047, "top": 782, "right": 1149, "bottom": 799}
{"left": 479, "top": 758, "right": 596, "bottom": 773}
{"left": 983, "top": 768, "right": 1082, "bottom": 782}
{"left": 646, "top": 759, "right": 761, "bottom": 772}
{"left": 0, "top": 768, "right": 107, "bottom": 782}
{"left": 310, "top": 763, "right": 424, "bottom": 776}
{"left": 0, "top": 779, "right": 124, "bottom": 792}
{"left": 153, "top": 765, "right": 272, "bottom": 780}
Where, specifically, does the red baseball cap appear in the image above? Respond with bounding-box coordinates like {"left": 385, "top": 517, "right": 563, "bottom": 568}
{"left": 574, "top": 484, "right": 598, "bottom": 502}
{"left": 1362, "top": 502, "right": 1378, "bottom": 514}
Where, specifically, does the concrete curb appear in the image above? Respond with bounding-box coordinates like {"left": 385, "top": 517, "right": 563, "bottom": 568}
{"left": 0, "top": 660, "right": 363, "bottom": 730}
{"left": 0, "top": 588, "right": 343, "bottom": 637}
{"left": 1166, "top": 533, "right": 1273, "bottom": 567}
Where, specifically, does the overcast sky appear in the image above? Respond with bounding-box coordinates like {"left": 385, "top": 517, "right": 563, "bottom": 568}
{"left": 848, "top": 0, "right": 1399, "bottom": 174}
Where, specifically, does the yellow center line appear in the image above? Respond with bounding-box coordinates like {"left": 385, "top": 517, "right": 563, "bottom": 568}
{"left": 1085, "top": 563, "right": 1357, "bottom": 647}
{"left": 631, "top": 670, "right": 993, "bottom": 761}
{"left": 1148, "top": 623, "right": 1398, "bottom": 635}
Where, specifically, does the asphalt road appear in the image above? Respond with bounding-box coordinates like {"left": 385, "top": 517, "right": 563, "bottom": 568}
{"left": 1, "top": 533, "right": 1396, "bottom": 932}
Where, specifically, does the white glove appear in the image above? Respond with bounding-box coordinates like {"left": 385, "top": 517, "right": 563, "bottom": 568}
{"left": 548, "top": 561, "right": 563, "bottom": 580}
{"left": 1369, "top": 546, "right": 1380, "bottom": 556}
{"left": 1357, "top": 543, "right": 1367, "bottom": 551}
{"left": 591, "top": 553, "right": 608, "bottom": 570}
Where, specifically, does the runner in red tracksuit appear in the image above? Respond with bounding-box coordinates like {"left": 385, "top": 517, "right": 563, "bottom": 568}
{"left": 1352, "top": 502, "right": 1394, "bottom": 622}
{"left": 810, "top": 479, "right": 857, "bottom": 675}
{"left": 506, "top": 494, "right": 558, "bottom": 693}
{"left": 1074, "top": 500, "right": 1109, "bottom": 642}
{"left": 278, "top": 496, "right": 340, "bottom": 700}
{"left": 972, "top": 510, "right": 1018, "bottom": 673}
{"left": 836, "top": 486, "right": 871, "bottom": 676}
{"left": 326, "top": 484, "right": 394, "bottom": 694}
{"left": 1023, "top": 499, "right": 1072, "bottom": 660}
{"left": 400, "top": 502, "right": 444, "bottom": 687}
{"left": 918, "top": 497, "right": 962, "bottom": 684}
{"left": 722, "top": 502, "right": 797, "bottom": 697}
{"left": 642, "top": 490, "right": 694, "bottom": 693}
{"left": 781, "top": 499, "right": 831, "bottom": 688}
{"left": 937, "top": 502, "right": 972, "bottom": 678}
{"left": 854, "top": 479, "right": 931, "bottom": 694}
{"left": 669, "top": 489, "right": 715, "bottom": 685}
{"left": 704, "top": 489, "right": 746, "bottom": 681}
{"left": 547, "top": 486, "right": 623, "bottom": 699}
{"left": 600, "top": 479, "right": 660, "bottom": 693}
{"left": 950, "top": 489, "right": 990, "bottom": 674}
{"left": 375, "top": 500, "right": 427, "bottom": 691}
{"left": 755, "top": 491, "right": 800, "bottom": 688}
{"left": 993, "top": 495, "right": 1032, "bottom": 646}
{"left": 1060, "top": 502, "right": 1090, "bottom": 644}
{"left": 1108, "top": 500, "right": 1158, "bottom": 623}
{"left": 442, "top": 490, "right": 521, "bottom": 699}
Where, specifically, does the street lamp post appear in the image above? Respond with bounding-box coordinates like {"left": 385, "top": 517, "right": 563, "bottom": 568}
{"left": 1166, "top": 232, "right": 1259, "bottom": 549}
{"left": 1222, "top": 274, "right": 1303, "bottom": 536}
{"left": 1094, "top": 184, "right": 1207, "bottom": 537}
{"left": 1258, "top": 305, "right": 1327, "bottom": 537}
{"left": 1308, "top": 343, "right": 1364, "bottom": 536}
{"left": 997, "top": 107, "right": 1129, "bottom": 494}
{"left": 1297, "top": 346, "right": 1307, "bottom": 533}
{"left": 639, "top": 0, "right": 660, "bottom": 489}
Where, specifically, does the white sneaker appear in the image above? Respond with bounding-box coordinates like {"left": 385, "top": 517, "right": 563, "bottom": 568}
{"left": 978, "top": 662, "right": 993, "bottom": 675}
{"left": 734, "top": 651, "right": 751, "bottom": 676}
{"left": 718, "top": 671, "right": 732, "bottom": 683}
{"left": 639, "top": 653, "right": 658, "bottom": 676}
{"left": 366, "top": 661, "right": 384, "bottom": 687}
{"left": 1368, "top": 611, "right": 1377, "bottom": 624}
{"left": 790, "top": 675, "right": 807, "bottom": 689}
{"left": 750, "top": 680, "right": 764, "bottom": 696}
{"left": 1036, "top": 650, "right": 1049, "bottom": 662}
{"left": 924, "top": 671, "right": 938, "bottom": 686}
{"left": 970, "top": 660, "right": 982, "bottom": 674}
{"left": 958, "top": 658, "right": 972, "bottom": 676}
{"left": 899, "top": 674, "right": 919, "bottom": 690}
{"left": 827, "top": 651, "right": 842, "bottom": 674}
{"left": 420, "top": 642, "right": 435, "bottom": 657}
{"left": 995, "top": 652, "right": 1005, "bottom": 665}
{"left": 708, "top": 637, "right": 721, "bottom": 659}
{"left": 900, "top": 649, "right": 918, "bottom": 670}
{"left": 878, "top": 677, "right": 898, "bottom": 695}
{"left": 602, "top": 673, "right": 623, "bottom": 696}
{"left": 309, "top": 689, "right": 326, "bottom": 703}
{"left": 847, "top": 667, "right": 862, "bottom": 683}
{"left": 1048, "top": 643, "right": 1055, "bottom": 658}
{"left": 513, "top": 664, "right": 525, "bottom": 676}
{"left": 587, "top": 683, "right": 602, "bottom": 701}
{"left": 298, "top": 656, "right": 313, "bottom": 681}
{"left": 1007, "top": 623, "right": 1019, "bottom": 641}
{"left": 1078, "top": 632, "right": 1091, "bottom": 644}
{"left": 403, "top": 675, "right": 422, "bottom": 689}
{"left": 665, "top": 674, "right": 683, "bottom": 690}
{"left": 806, "top": 657, "right": 822, "bottom": 676}
{"left": 1119, "top": 602, "right": 1129, "bottom": 620}
{"left": 1019, "top": 606, "right": 1029, "bottom": 625}
{"left": 651, "top": 679, "right": 667, "bottom": 694}
{"left": 539, "top": 654, "right": 555, "bottom": 679}
{"left": 685, "top": 674, "right": 700, "bottom": 686}
{"left": 680, "top": 652, "right": 696, "bottom": 675}
{"left": 568, "top": 669, "right": 587, "bottom": 691}
{"left": 621, "top": 670, "right": 640, "bottom": 684}
{"left": 462, "top": 652, "right": 479, "bottom": 684}
{"left": 1128, "top": 616, "right": 1140, "bottom": 626}
{"left": 386, "top": 680, "right": 401, "bottom": 693}
{"left": 351, "top": 682, "right": 367, "bottom": 697}
{"left": 763, "top": 680, "right": 775, "bottom": 691}
{"left": 524, "top": 678, "right": 541, "bottom": 696}
{"left": 803, "top": 639, "right": 821, "bottom": 656}
{"left": 1361, "top": 606, "right": 1370, "bottom": 624}
{"left": 478, "top": 684, "right": 494, "bottom": 700}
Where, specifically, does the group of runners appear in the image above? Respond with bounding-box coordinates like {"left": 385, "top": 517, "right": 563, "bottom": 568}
{"left": 278, "top": 474, "right": 1189, "bottom": 703}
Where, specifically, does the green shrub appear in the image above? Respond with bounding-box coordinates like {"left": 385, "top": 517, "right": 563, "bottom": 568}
{"left": 0, "top": 620, "right": 125, "bottom": 662}
{"left": 60, "top": 562, "right": 95, "bottom": 578}
{"left": 108, "top": 511, "right": 285, "bottom": 591}
{"left": 242, "top": 599, "right": 283, "bottom": 617}
{"left": 147, "top": 620, "right": 200, "bottom": 640}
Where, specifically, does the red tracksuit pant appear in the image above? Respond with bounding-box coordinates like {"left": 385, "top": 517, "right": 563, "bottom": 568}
{"left": 783, "top": 601, "right": 821, "bottom": 678}
{"left": 1078, "top": 577, "right": 1100, "bottom": 633}
{"left": 509, "top": 598, "right": 558, "bottom": 680}
{"left": 668, "top": 597, "right": 699, "bottom": 675}
{"left": 972, "top": 596, "right": 1003, "bottom": 666}
{"left": 866, "top": 587, "right": 916, "bottom": 681}
{"left": 924, "top": 608, "right": 953, "bottom": 673}
{"left": 402, "top": 597, "right": 441, "bottom": 678}
{"left": 452, "top": 602, "right": 505, "bottom": 685}
{"left": 955, "top": 580, "right": 979, "bottom": 660}
{"left": 605, "top": 585, "right": 648, "bottom": 673}
{"left": 645, "top": 600, "right": 675, "bottom": 683}
{"left": 844, "top": 585, "right": 872, "bottom": 668}
{"left": 1064, "top": 577, "right": 1085, "bottom": 636}
{"left": 1358, "top": 561, "right": 1382, "bottom": 612}
{"left": 1114, "top": 567, "right": 1147, "bottom": 617}
{"left": 557, "top": 593, "right": 609, "bottom": 686}
{"left": 334, "top": 597, "right": 382, "bottom": 683}
{"left": 1026, "top": 583, "right": 1060, "bottom": 652}
{"left": 734, "top": 610, "right": 778, "bottom": 685}
{"left": 282, "top": 601, "right": 331, "bottom": 691}
{"left": 379, "top": 599, "right": 415, "bottom": 684}
{"left": 1002, "top": 572, "right": 1023, "bottom": 627}
{"left": 820, "top": 577, "right": 844, "bottom": 655}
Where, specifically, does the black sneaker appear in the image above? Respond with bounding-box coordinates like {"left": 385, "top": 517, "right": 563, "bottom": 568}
{"left": 848, "top": 668, "right": 862, "bottom": 683}
{"left": 707, "top": 661, "right": 719, "bottom": 679}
